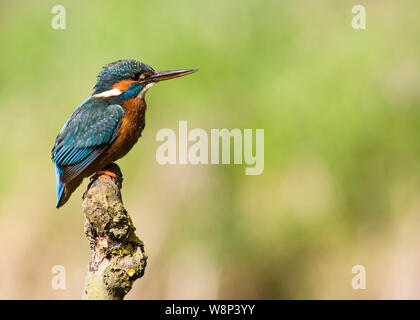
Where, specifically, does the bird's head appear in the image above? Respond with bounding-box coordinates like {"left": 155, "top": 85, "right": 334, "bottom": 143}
{"left": 93, "top": 60, "right": 197, "bottom": 100}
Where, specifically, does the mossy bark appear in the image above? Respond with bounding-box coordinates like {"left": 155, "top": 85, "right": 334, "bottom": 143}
{"left": 82, "top": 163, "right": 147, "bottom": 300}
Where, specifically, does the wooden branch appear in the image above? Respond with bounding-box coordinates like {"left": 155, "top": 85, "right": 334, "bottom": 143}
{"left": 81, "top": 163, "right": 147, "bottom": 300}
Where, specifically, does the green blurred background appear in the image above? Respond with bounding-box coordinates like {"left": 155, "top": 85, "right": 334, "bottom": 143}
{"left": 0, "top": 0, "right": 420, "bottom": 299}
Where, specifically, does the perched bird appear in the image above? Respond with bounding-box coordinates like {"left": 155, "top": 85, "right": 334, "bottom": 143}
{"left": 52, "top": 60, "right": 197, "bottom": 208}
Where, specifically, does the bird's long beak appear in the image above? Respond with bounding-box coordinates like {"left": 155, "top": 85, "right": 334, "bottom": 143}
{"left": 148, "top": 69, "right": 198, "bottom": 83}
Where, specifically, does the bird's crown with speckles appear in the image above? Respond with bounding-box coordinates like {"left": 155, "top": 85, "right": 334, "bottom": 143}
{"left": 93, "top": 60, "right": 155, "bottom": 94}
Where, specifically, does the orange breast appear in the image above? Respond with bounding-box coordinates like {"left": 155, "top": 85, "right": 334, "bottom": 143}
{"left": 99, "top": 98, "right": 147, "bottom": 166}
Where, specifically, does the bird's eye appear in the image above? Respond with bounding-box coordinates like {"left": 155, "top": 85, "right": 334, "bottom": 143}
{"left": 130, "top": 73, "right": 141, "bottom": 81}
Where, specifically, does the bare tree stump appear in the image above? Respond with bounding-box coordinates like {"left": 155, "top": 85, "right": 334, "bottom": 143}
{"left": 82, "top": 163, "right": 147, "bottom": 300}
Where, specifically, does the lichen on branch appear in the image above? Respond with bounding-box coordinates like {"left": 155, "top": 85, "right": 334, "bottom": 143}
{"left": 82, "top": 163, "right": 147, "bottom": 300}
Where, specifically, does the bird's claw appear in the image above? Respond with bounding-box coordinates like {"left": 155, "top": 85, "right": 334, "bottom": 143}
{"left": 91, "top": 170, "right": 118, "bottom": 181}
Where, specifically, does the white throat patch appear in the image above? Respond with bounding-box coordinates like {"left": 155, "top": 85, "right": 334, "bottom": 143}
{"left": 137, "top": 82, "right": 155, "bottom": 99}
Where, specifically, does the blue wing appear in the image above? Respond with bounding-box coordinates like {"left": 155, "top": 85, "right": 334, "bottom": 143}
{"left": 52, "top": 98, "right": 124, "bottom": 206}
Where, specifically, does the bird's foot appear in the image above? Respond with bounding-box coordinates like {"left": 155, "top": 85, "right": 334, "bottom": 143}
{"left": 88, "top": 163, "right": 123, "bottom": 189}
{"left": 91, "top": 170, "right": 118, "bottom": 181}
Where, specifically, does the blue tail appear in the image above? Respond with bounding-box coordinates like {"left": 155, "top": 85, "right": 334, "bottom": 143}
{"left": 55, "top": 164, "right": 65, "bottom": 208}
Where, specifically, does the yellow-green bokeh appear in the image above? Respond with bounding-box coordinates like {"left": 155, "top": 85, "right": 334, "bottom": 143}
{"left": 0, "top": 0, "right": 419, "bottom": 299}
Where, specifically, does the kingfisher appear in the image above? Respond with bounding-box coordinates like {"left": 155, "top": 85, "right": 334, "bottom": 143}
{"left": 51, "top": 60, "right": 197, "bottom": 208}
